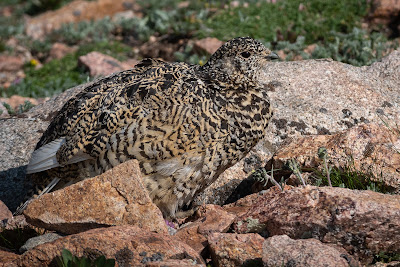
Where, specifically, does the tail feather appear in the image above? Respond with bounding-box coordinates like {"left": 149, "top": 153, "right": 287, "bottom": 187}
{"left": 26, "top": 138, "right": 92, "bottom": 174}
{"left": 26, "top": 138, "right": 66, "bottom": 174}
{"left": 13, "top": 177, "right": 61, "bottom": 216}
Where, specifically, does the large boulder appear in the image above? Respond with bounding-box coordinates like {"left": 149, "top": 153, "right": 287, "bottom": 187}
{"left": 23, "top": 160, "right": 168, "bottom": 235}
{"left": 17, "top": 225, "right": 204, "bottom": 266}
{"left": 231, "top": 185, "right": 400, "bottom": 264}
{"left": 1, "top": 49, "right": 400, "bottom": 211}
{"left": 267, "top": 123, "right": 400, "bottom": 191}
{"left": 262, "top": 235, "right": 359, "bottom": 267}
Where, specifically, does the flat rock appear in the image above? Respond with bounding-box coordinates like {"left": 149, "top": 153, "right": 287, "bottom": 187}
{"left": 232, "top": 185, "right": 400, "bottom": 263}
{"left": 17, "top": 225, "right": 204, "bottom": 266}
{"left": 223, "top": 185, "right": 291, "bottom": 217}
{"left": 175, "top": 220, "right": 207, "bottom": 256}
{"left": 78, "top": 51, "right": 138, "bottom": 77}
{"left": 196, "top": 204, "right": 236, "bottom": 235}
{"left": 24, "top": 160, "right": 168, "bottom": 235}
{"left": 25, "top": 0, "right": 140, "bottom": 40}
{"left": 19, "top": 233, "right": 62, "bottom": 253}
{"left": 208, "top": 232, "right": 264, "bottom": 267}
{"left": 263, "top": 235, "right": 359, "bottom": 267}
{"left": 267, "top": 123, "right": 400, "bottom": 191}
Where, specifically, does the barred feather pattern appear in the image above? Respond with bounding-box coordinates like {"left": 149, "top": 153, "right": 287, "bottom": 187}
{"left": 22, "top": 37, "right": 275, "bottom": 218}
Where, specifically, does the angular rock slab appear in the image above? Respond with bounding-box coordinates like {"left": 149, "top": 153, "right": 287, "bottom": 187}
{"left": 263, "top": 235, "right": 358, "bottom": 267}
{"left": 232, "top": 185, "right": 400, "bottom": 263}
{"left": 267, "top": 123, "right": 400, "bottom": 191}
{"left": 175, "top": 204, "right": 236, "bottom": 255}
{"left": 208, "top": 232, "right": 264, "bottom": 267}
{"left": 17, "top": 225, "right": 205, "bottom": 266}
{"left": 24, "top": 160, "right": 167, "bottom": 234}
{"left": 78, "top": 51, "right": 138, "bottom": 77}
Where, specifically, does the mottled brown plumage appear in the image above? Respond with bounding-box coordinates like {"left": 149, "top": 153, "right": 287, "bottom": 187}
{"left": 19, "top": 37, "right": 277, "bottom": 218}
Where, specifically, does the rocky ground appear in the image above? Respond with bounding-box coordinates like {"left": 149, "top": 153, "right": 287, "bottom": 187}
{"left": 0, "top": 47, "right": 399, "bottom": 266}
{"left": 1, "top": 0, "right": 400, "bottom": 266}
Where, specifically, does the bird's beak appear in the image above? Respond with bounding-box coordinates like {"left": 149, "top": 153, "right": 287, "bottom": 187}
{"left": 266, "top": 52, "right": 279, "bottom": 61}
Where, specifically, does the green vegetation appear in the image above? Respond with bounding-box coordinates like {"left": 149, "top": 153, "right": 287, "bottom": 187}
{"left": 312, "top": 163, "right": 389, "bottom": 193}
{"left": 251, "top": 146, "right": 392, "bottom": 194}
{"left": 279, "top": 147, "right": 391, "bottom": 194}
{"left": 311, "top": 28, "right": 397, "bottom": 66}
{"left": 3, "top": 41, "right": 132, "bottom": 98}
{"left": 2, "top": 100, "right": 35, "bottom": 114}
{"left": 204, "top": 0, "right": 369, "bottom": 43}
{"left": 3, "top": 54, "right": 88, "bottom": 98}
{"left": 57, "top": 248, "right": 115, "bottom": 267}
{"left": 373, "top": 252, "right": 400, "bottom": 264}
{"left": 0, "top": 0, "right": 398, "bottom": 98}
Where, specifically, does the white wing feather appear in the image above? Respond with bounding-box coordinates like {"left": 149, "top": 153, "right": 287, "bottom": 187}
{"left": 26, "top": 138, "right": 92, "bottom": 174}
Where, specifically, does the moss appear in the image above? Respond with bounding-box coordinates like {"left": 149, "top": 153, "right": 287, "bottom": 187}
{"left": 245, "top": 217, "right": 267, "bottom": 233}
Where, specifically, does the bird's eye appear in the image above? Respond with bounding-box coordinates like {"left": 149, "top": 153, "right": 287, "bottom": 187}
{"left": 241, "top": 51, "right": 251, "bottom": 58}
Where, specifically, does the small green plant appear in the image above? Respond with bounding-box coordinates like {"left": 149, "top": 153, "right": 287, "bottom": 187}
{"left": 2, "top": 100, "right": 35, "bottom": 115}
{"left": 48, "top": 17, "right": 117, "bottom": 45}
{"left": 174, "top": 44, "right": 208, "bottom": 65}
{"left": 373, "top": 251, "right": 400, "bottom": 263}
{"left": 57, "top": 248, "right": 115, "bottom": 267}
{"left": 317, "top": 147, "right": 332, "bottom": 186}
{"left": 311, "top": 156, "right": 390, "bottom": 193}
{"left": 251, "top": 166, "right": 283, "bottom": 191}
{"left": 311, "top": 28, "right": 398, "bottom": 66}
{"left": 286, "top": 159, "right": 306, "bottom": 186}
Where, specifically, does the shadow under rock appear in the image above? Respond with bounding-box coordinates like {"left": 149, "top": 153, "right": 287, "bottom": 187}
{"left": 0, "top": 165, "right": 32, "bottom": 212}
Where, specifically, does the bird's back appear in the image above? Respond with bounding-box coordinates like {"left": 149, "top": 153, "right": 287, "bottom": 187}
{"left": 21, "top": 37, "right": 276, "bottom": 218}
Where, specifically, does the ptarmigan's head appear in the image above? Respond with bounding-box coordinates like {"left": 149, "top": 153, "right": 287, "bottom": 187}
{"left": 202, "top": 37, "right": 278, "bottom": 87}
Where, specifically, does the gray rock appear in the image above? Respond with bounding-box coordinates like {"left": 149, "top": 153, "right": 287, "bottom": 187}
{"left": 233, "top": 186, "right": 400, "bottom": 264}
{"left": 262, "top": 235, "right": 359, "bottom": 267}
{"left": 258, "top": 49, "right": 400, "bottom": 156}
{"left": 19, "top": 232, "right": 63, "bottom": 253}
{"left": 1, "top": 49, "right": 400, "bottom": 212}
{"left": 198, "top": 49, "right": 400, "bottom": 206}
{"left": 0, "top": 118, "right": 49, "bottom": 211}
{"left": 0, "top": 82, "right": 93, "bottom": 212}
